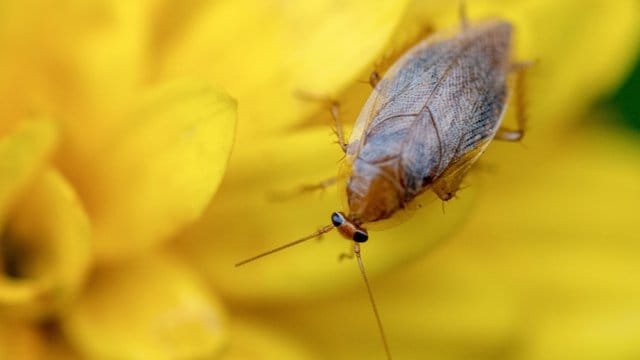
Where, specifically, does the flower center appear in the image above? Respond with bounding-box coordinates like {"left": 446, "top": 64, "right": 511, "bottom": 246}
{"left": 0, "top": 227, "right": 38, "bottom": 281}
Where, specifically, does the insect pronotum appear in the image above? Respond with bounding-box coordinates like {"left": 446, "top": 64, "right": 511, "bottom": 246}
{"left": 236, "top": 6, "right": 531, "bottom": 360}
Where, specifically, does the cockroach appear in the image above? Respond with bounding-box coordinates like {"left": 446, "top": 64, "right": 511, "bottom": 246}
{"left": 237, "top": 6, "right": 531, "bottom": 360}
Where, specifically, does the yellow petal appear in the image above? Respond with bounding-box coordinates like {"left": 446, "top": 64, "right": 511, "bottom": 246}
{"left": 59, "top": 1, "right": 160, "bottom": 157}
{"left": 0, "top": 119, "right": 57, "bottom": 220}
{"left": 0, "top": 1, "right": 156, "bottom": 140}
{"left": 159, "top": 0, "right": 411, "bottom": 138}
{"left": 257, "top": 254, "right": 518, "bottom": 360}
{"left": 177, "top": 126, "right": 475, "bottom": 302}
{"left": 83, "top": 80, "right": 236, "bottom": 261}
{"left": 0, "top": 1, "right": 164, "bottom": 174}
{"left": 0, "top": 321, "right": 43, "bottom": 360}
{"left": 0, "top": 168, "right": 92, "bottom": 318}
{"left": 0, "top": 1, "right": 91, "bottom": 129}
{"left": 520, "top": 0, "right": 640, "bottom": 130}
{"left": 0, "top": 320, "right": 79, "bottom": 360}
{"left": 464, "top": 122, "right": 640, "bottom": 263}
{"left": 452, "top": 124, "right": 640, "bottom": 328}
{"left": 404, "top": 124, "right": 640, "bottom": 357}
{"left": 63, "top": 251, "right": 228, "bottom": 360}
{"left": 224, "top": 318, "right": 320, "bottom": 360}
{"left": 73, "top": 1, "right": 150, "bottom": 112}
{"left": 522, "top": 301, "right": 640, "bottom": 359}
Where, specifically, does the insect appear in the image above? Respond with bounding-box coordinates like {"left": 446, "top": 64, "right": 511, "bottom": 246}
{"left": 237, "top": 6, "right": 531, "bottom": 360}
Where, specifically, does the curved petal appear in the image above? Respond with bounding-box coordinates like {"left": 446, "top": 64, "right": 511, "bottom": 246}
{"left": 0, "top": 120, "right": 57, "bottom": 220}
{"left": 255, "top": 255, "right": 518, "bottom": 360}
{"left": 84, "top": 80, "right": 237, "bottom": 261}
{"left": 0, "top": 169, "right": 92, "bottom": 319}
{"left": 177, "top": 127, "right": 475, "bottom": 302}
{"left": 0, "top": 321, "right": 43, "bottom": 360}
{"left": 435, "top": 125, "right": 640, "bottom": 358}
{"left": 522, "top": 0, "right": 640, "bottom": 129}
{"left": 159, "top": 0, "right": 411, "bottom": 138}
{"left": 521, "top": 301, "right": 640, "bottom": 359}
{"left": 0, "top": 1, "right": 91, "bottom": 131}
{"left": 0, "top": 1, "right": 155, "bottom": 142}
{"left": 0, "top": 320, "right": 79, "bottom": 360}
{"left": 225, "top": 318, "right": 320, "bottom": 360}
{"left": 62, "top": 251, "right": 228, "bottom": 360}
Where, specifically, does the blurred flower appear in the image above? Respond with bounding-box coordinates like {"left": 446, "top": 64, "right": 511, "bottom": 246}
{"left": 0, "top": 1, "right": 237, "bottom": 358}
{"left": 0, "top": 1, "right": 639, "bottom": 360}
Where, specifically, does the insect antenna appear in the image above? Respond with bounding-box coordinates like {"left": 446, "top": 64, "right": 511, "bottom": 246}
{"left": 235, "top": 225, "right": 334, "bottom": 267}
{"left": 353, "top": 242, "right": 392, "bottom": 360}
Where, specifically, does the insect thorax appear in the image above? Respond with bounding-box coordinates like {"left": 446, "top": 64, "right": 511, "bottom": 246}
{"left": 346, "top": 157, "right": 407, "bottom": 224}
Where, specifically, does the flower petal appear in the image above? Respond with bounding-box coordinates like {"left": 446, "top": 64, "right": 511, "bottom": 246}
{"left": 0, "top": 321, "right": 43, "bottom": 360}
{"left": 225, "top": 318, "right": 320, "bottom": 360}
{"left": 521, "top": 301, "right": 640, "bottom": 359}
{"left": 0, "top": 120, "right": 57, "bottom": 220}
{"left": 84, "top": 80, "right": 236, "bottom": 261}
{"left": 0, "top": 320, "right": 79, "bottom": 360}
{"left": 442, "top": 124, "right": 640, "bottom": 358}
{"left": 177, "top": 127, "right": 475, "bottom": 302}
{"left": 0, "top": 1, "right": 91, "bottom": 128}
{"left": 254, "top": 254, "right": 518, "bottom": 360}
{"left": 0, "top": 168, "right": 92, "bottom": 318}
{"left": 62, "top": 251, "right": 228, "bottom": 360}
{"left": 159, "top": 0, "right": 411, "bottom": 138}
{"left": 0, "top": 1, "right": 154, "bottom": 142}
{"left": 519, "top": 0, "right": 640, "bottom": 129}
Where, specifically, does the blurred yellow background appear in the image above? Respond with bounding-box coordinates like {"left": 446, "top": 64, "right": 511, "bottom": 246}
{"left": 0, "top": 0, "right": 639, "bottom": 359}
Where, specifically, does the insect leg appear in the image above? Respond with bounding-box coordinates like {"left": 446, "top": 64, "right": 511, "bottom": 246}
{"left": 337, "top": 250, "right": 354, "bottom": 262}
{"left": 297, "top": 177, "right": 338, "bottom": 193}
{"left": 459, "top": 1, "right": 469, "bottom": 30}
{"left": 495, "top": 63, "right": 532, "bottom": 142}
{"left": 268, "top": 176, "right": 337, "bottom": 201}
{"left": 369, "top": 24, "right": 434, "bottom": 88}
{"left": 509, "top": 60, "right": 536, "bottom": 72}
{"left": 432, "top": 164, "right": 472, "bottom": 201}
{"left": 494, "top": 128, "right": 524, "bottom": 142}
{"left": 295, "top": 91, "right": 347, "bottom": 152}
{"left": 431, "top": 145, "right": 485, "bottom": 201}
{"left": 432, "top": 171, "right": 468, "bottom": 201}
{"left": 329, "top": 100, "right": 348, "bottom": 153}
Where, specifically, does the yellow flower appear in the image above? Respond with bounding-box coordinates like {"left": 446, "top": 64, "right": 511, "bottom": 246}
{"left": 1, "top": 2, "right": 237, "bottom": 359}
{"left": 0, "top": 0, "right": 639, "bottom": 360}
{"left": 0, "top": 120, "right": 91, "bottom": 320}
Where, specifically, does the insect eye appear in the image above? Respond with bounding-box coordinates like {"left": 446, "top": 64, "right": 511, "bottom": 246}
{"left": 353, "top": 230, "right": 368, "bottom": 243}
{"left": 331, "top": 212, "right": 344, "bottom": 227}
